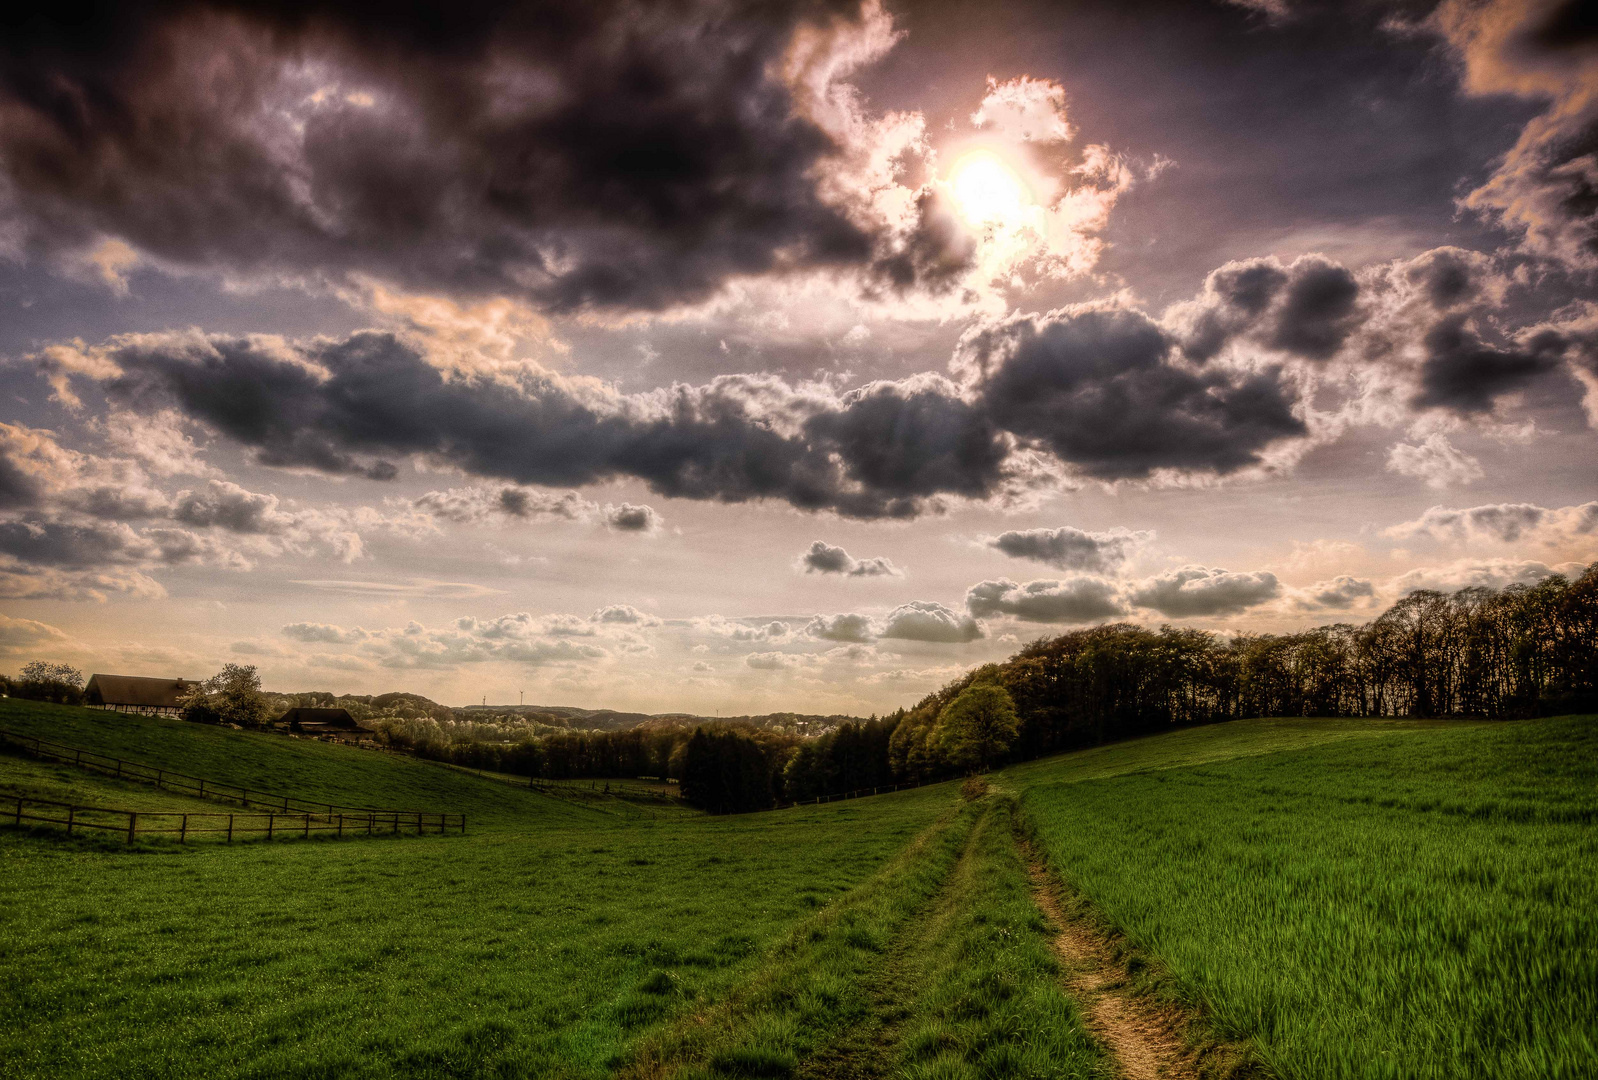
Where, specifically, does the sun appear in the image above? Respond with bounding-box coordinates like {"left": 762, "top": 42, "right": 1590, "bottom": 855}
{"left": 947, "top": 150, "right": 1032, "bottom": 227}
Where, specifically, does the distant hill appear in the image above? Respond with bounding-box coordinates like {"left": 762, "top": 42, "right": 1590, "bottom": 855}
{"left": 459, "top": 704, "right": 866, "bottom": 734}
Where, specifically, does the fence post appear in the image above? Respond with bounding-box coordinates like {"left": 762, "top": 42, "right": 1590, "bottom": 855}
{"left": 127, "top": 811, "right": 136, "bottom": 844}
{"left": 199, "top": 778, "right": 205, "bottom": 797}
{"left": 156, "top": 769, "right": 163, "bottom": 789}
{"left": 13, "top": 797, "right": 20, "bottom": 828}
{"left": 267, "top": 813, "right": 275, "bottom": 840}
{"left": 75, "top": 748, "right": 82, "bottom": 767}
{"left": 337, "top": 814, "right": 344, "bottom": 838}
{"left": 242, "top": 788, "right": 249, "bottom": 808}
{"left": 303, "top": 815, "right": 310, "bottom": 839}
{"left": 66, "top": 806, "right": 75, "bottom": 835}
{"left": 227, "top": 815, "right": 233, "bottom": 843}
{"left": 367, "top": 814, "right": 373, "bottom": 836}
{"left": 116, "top": 759, "right": 123, "bottom": 779}
{"left": 180, "top": 814, "right": 188, "bottom": 844}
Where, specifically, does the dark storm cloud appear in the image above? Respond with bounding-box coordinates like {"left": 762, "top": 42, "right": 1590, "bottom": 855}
{"left": 82, "top": 330, "right": 1010, "bottom": 519}
{"left": 0, "top": 455, "right": 40, "bottom": 510}
{"left": 965, "top": 576, "right": 1125, "bottom": 623}
{"left": 983, "top": 525, "right": 1147, "bottom": 572}
{"left": 68, "top": 320, "right": 1327, "bottom": 515}
{"left": 960, "top": 307, "right": 1307, "bottom": 480}
{"left": 1178, "top": 256, "right": 1361, "bottom": 364}
{"left": 0, "top": 0, "right": 970, "bottom": 312}
{"left": 0, "top": 519, "right": 225, "bottom": 568}
{"left": 1412, "top": 315, "right": 1565, "bottom": 415}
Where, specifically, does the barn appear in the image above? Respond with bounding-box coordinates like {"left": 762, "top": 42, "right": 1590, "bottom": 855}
{"left": 279, "top": 707, "right": 361, "bottom": 735}
{"left": 84, "top": 674, "right": 195, "bottom": 717}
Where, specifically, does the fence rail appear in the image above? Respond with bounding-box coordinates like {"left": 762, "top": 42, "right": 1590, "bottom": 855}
{"left": 4, "top": 794, "right": 464, "bottom": 843}
{"left": 0, "top": 728, "right": 444, "bottom": 817}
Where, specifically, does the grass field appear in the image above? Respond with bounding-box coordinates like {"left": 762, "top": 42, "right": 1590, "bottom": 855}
{"left": 3, "top": 700, "right": 1594, "bottom": 1079}
{"left": 0, "top": 701, "right": 964, "bottom": 1078}
{"left": 1018, "top": 715, "right": 1598, "bottom": 1080}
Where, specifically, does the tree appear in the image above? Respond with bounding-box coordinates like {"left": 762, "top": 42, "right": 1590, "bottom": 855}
{"left": 679, "top": 728, "right": 724, "bottom": 811}
{"left": 15, "top": 661, "right": 84, "bottom": 704}
{"left": 182, "top": 664, "right": 268, "bottom": 727}
{"left": 934, "top": 683, "right": 1019, "bottom": 773}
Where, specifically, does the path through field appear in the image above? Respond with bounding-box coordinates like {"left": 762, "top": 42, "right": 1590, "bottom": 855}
{"left": 1025, "top": 847, "right": 1199, "bottom": 1080}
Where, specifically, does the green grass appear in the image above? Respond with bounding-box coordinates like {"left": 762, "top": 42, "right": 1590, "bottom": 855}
{"left": 626, "top": 793, "right": 1107, "bottom": 1080}
{"left": 5, "top": 700, "right": 1594, "bottom": 1079}
{"left": 0, "top": 699, "right": 607, "bottom": 828}
{"left": 1, "top": 784, "right": 963, "bottom": 1078}
{"left": 0, "top": 750, "right": 237, "bottom": 817}
{"left": 891, "top": 793, "right": 1105, "bottom": 1080}
{"left": 1017, "top": 714, "right": 1598, "bottom": 1080}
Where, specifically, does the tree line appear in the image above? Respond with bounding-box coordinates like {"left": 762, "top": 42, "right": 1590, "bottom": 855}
{"left": 680, "top": 566, "right": 1597, "bottom": 808}
{"left": 7, "top": 567, "right": 1593, "bottom": 812}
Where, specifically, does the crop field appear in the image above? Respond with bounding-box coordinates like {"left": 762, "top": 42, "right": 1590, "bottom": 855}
{"left": 3, "top": 700, "right": 1594, "bottom": 1079}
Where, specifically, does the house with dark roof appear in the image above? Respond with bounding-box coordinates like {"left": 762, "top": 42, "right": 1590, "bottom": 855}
{"left": 279, "top": 706, "right": 361, "bottom": 735}
{"left": 85, "top": 674, "right": 195, "bottom": 717}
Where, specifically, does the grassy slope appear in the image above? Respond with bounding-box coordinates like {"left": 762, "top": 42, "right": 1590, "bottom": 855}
{"left": 0, "top": 699, "right": 603, "bottom": 827}
{"left": 0, "top": 699, "right": 965, "bottom": 1079}
{"left": 1016, "top": 714, "right": 1598, "bottom": 1080}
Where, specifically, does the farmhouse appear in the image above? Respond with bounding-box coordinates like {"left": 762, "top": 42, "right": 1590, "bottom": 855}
{"left": 279, "top": 706, "right": 362, "bottom": 736}
{"left": 84, "top": 674, "right": 195, "bottom": 717}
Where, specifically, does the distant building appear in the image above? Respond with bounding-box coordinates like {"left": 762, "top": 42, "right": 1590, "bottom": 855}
{"left": 85, "top": 674, "right": 194, "bottom": 717}
{"left": 279, "top": 707, "right": 361, "bottom": 735}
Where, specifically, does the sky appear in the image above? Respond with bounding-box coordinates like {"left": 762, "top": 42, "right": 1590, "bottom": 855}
{"left": 0, "top": 0, "right": 1595, "bottom": 714}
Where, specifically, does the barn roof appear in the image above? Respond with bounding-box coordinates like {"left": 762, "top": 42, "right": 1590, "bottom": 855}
{"left": 280, "top": 707, "right": 359, "bottom": 728}
{"left": 85, "top": 674, "right": 194, "bottom": 709}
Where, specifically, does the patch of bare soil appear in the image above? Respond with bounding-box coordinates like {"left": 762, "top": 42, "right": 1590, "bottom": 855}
{"left": 1024, "top": 847, "right": 1216, "bottom": 1080}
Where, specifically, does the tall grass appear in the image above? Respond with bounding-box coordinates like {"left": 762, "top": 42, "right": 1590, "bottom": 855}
{"left": 1022, "top": 715, "right": 1598, "bottom": 1080}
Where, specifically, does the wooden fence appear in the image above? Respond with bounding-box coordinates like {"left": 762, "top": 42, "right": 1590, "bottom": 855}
{"left": 5, "top": 794, "right": 464, "bottom": 843}
{"left": 0, "top": 727, "right": 440, "bottom": 818}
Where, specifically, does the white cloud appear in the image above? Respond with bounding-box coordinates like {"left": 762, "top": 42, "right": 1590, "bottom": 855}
{"left": 1386, "top": 557, "right": 1588, "bottom": 596}
{"left": 1290, "top": 575, "right": 1376, "bottom": 611}
{"left": 1385, "top": 433, "right": 1483, "bottom": 489}
{"left": 878, "top": 600, "right": 984, "bottom": 643}
{"left": 746, "top": 651, "right": 799, "bottom": 670}
{"left": 1384, "top": 501, "right": 1598, "bottom": 546}
{"left": 796, "top": 540, "right": 902, "bottom": 577}
{"left": 1128, "top": 566, "right": 1280, "bottom": 617}
{"left": 0, "top": 613, "right": 73, "bottom": 656}
{"left": 806, "top": 612, "right": 876, "bottom": 643}
{"left": 965, "top": 576, "right": 1126, "bottom": 623}
{"left": 981, "top": 525, "right": 1150, "bottom": 572}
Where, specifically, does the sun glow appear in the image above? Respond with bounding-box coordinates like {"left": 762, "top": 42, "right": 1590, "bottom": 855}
{"left": 948, "top": 150, "right": 1032, "bottom": 226}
